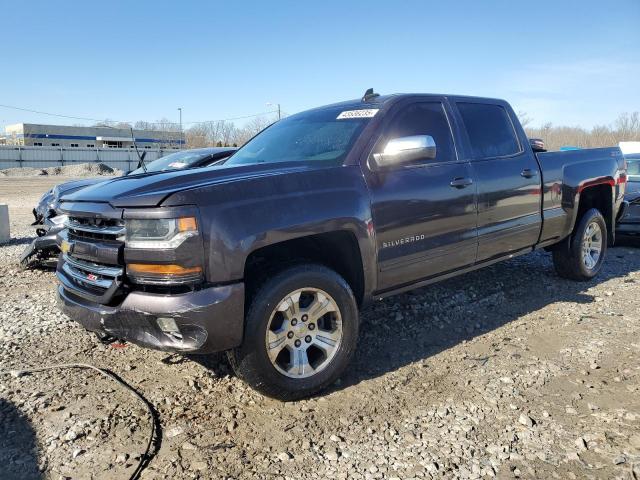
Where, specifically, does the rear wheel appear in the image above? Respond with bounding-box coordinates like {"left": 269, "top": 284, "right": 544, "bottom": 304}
{"left": 227, "top": 264, "right": 359, "bottom": 401}
{"left": 553, "top": 208, "right": 607, "bottom": 281}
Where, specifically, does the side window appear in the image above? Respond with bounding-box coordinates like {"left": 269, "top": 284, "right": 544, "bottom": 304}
{"left": 381, "top": 102, "right": 455, "bottom": 163}
{"left": 457, "top": 103, "right": 520, "bottom": 159}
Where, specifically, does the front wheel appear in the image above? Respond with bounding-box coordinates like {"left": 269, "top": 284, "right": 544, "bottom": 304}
{"left": 553, "top": 208, "right": 607, "bottom": 281}
{"left": 227, "top": 264, "right": 359, "bottom": 401}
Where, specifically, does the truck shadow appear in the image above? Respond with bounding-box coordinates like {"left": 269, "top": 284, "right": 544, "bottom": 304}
{"left": 334, "top": 247, "right": 640, "bottom": 393}
{"left": 0, "top": 398, "right": 42, "bottom": 480}
{"left": 190, "top": 247, "right": 640, "bottom": 397}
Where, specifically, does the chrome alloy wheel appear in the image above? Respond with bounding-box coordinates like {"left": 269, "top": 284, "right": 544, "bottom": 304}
{"left": 582, "top": 221, "right": 603, "bottom": 270}
{"left": 265, "top": 288, "right": 343, "bottom": 379}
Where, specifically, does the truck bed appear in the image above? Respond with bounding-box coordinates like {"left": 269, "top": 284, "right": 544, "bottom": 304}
{"left": 535, "top": 147, "right": 625, "bottom": 245}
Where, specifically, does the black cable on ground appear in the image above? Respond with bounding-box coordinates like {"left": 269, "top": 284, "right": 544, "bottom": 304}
{"left": 0, "top": 363, "right": 161, "bottom": 480}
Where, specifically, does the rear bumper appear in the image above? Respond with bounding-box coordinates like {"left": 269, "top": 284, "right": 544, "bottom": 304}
{"left": 57, "top": 282, "right": 245, "bottom": 354}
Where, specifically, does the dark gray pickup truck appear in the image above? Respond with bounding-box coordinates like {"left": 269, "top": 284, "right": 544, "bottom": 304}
{"left": 56, "top": 92, "right": 627, "bottom": 400}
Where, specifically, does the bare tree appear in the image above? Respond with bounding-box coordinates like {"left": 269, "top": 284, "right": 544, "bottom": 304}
{"left": 232, "top": 116, "right": 275, "bottom": 146}
{"left": 615, "top": 112, "right": 640, "bottom": 141}
{"left": 525, "top": 112, "right": 640, "bottom": 151}
{"left": 185, "top": 124, "right": 209, "bottom": 148}
{"left": 94, "top": 119, "right": 117, "bottom": 128}
{"left": 184, "top": 120, "right": 239, "bottom": 148}
{"left": 517, "top": 111, "right": 532, "bottom": 129}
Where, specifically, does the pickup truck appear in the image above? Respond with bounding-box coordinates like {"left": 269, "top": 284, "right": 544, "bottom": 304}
{"left": 55, "top": 92, "right": 627, "bottom": 400}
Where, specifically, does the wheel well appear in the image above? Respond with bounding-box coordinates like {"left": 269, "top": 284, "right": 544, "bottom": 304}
{"left": 577, "top": 184, "right": 613, "bottom": 244}
{"left": 243, "top": 231, "right": 365, "bottom": 307}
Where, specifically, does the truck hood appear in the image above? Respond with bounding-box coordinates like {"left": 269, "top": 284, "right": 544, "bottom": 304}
{"left": 60, "top": 162, "right": 314, "bottom": 208}
{"left": 57, "top": 177, "right": 111, "bottom": 196}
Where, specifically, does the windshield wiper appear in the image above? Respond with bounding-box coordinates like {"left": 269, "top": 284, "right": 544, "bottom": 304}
{"left": 130, "top": 127, "right": 147, "bottom": 173}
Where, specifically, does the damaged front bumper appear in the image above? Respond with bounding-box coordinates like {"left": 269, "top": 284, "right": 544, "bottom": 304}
{"left": 57, "top": 283, "right": 245, "bottom": 354}
{"left": 20, "top": 215, "right": 68, "bottom": 266}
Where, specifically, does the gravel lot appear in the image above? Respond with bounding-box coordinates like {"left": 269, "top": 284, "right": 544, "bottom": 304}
{"left": 1, "top": 177, "right": 639, "bottom": 480}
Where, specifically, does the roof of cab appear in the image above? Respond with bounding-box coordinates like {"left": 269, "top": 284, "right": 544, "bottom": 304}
{"left": 304, "top": 92, "right": 508, "bottom": 114}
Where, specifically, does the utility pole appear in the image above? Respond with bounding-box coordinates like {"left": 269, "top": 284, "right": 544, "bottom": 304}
{"left": 266, "top": 102, "right": 281, "bottom": 121}
{"left": 178, "top": 107, "right": 183, "bottom": 149}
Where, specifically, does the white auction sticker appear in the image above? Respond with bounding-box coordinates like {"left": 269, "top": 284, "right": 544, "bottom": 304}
{"left": 168, "top": 162, "right": 187, "bottom": 169}
{"left": 336, "top": 109, "right": 379, "bottom": 120}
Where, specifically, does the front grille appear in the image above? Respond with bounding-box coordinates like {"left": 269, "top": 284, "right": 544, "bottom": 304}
{"left": 58, "top": 215, "right": 125, "bottom": 303}
{"left": 68, "top": 217, "right": 125, "bottom": 241}
{"left": 62, "top": 254, "right": 123, "bottom": 295}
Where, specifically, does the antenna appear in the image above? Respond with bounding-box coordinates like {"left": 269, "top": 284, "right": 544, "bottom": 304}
{"left": 362, "top": 88, "right": 380, "bottom": 102}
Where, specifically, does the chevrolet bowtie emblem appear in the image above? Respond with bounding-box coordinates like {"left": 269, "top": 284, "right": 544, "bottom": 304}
{"left": 60, "top": 240, "right": 73, "bottom": 254}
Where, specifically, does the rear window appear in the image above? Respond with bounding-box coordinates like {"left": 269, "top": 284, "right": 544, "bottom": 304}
{"left": 458, "top": 103, "right": 520, "bottom": 159}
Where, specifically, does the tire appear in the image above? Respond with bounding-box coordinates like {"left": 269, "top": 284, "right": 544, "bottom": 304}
{"left": 227, "top": 264, "right": 359, "bottom": 401}
{"left": 553, "top": 208, "right": 607, "bottom": 281}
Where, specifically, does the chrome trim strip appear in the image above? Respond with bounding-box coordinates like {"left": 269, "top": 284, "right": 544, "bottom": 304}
{"left": 63, "top": 254, "right": 123, "bottom": 277}
{"left": 62, "top": 263, "right": 114, "bottom": 289}
{"left": 68, "top": 219, "right": 125, "bottom": 236}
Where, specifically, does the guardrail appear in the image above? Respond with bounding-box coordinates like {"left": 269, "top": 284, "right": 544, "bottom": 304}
{"left": 0, "top": 145, "right": 178, "bottom": 171}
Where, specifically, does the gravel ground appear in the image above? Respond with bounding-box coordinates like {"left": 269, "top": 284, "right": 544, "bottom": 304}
{"left": 1, "top": 177, "right": 639, "bottom": 480}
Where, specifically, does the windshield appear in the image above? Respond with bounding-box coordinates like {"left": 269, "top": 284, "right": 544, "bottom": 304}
{"left": 225, "top": 106, "right": 376, "bottom": 166}
{"left": 129, "top": 150, "right": 213, "bottom": 175}
{"left": 627, "top": 156, "right": 640, "bottom": 179}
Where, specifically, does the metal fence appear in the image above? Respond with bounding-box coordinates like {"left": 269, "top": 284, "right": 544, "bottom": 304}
{"left": 0, "top": 146, "right": 178, "bottom": 171}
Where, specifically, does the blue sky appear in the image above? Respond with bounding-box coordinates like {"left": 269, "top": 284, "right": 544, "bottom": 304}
{"left": 1, "top": 0, "right": 638, "bottom": 130}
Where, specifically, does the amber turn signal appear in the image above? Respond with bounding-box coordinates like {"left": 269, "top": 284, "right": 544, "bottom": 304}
{"left": 127, "top": 263, "right": 202, "bottom": 276}
{"left": 177, "top": 217, "right": 197, "bottom": 232}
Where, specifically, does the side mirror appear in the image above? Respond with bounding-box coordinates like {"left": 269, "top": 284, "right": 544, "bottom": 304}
{"left": 371, "top": 135, "right": 436, "bottom": 169}
{"left": 529, "top": 138, "right": 546, "bottom": 153}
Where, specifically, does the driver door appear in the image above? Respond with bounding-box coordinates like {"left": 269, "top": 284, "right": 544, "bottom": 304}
{"left": 364, "top": 100, "right": 478, "bottom": 292}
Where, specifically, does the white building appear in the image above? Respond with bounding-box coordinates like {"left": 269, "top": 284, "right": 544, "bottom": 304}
{"left": 2, "top": 123, "right": 183, "bottom": 149}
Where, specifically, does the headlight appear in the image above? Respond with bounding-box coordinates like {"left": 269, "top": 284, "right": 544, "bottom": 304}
{"left": 124, "top": 216, "right": 203, "bottom": 285}
{"left": 125, "top": 217, "right": 198, "bottom": 249}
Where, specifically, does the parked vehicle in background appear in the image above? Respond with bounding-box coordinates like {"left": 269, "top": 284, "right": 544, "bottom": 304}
{"left": 20, "top": 147, "right": 237, "bottom": 267}
{"left": 55, "top": 91, "right": 627, "bottom": 400}
{"left": 616, "top": 152, "right": 640, "bottom": 235}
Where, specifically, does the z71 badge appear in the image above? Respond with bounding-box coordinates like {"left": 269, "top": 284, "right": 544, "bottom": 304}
{"left": 382, "top": 234, "right": 426, "bottom": 249}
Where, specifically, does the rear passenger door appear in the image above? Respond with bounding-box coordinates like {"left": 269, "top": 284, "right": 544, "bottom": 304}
{"left": 364, "top": 100, "right": 478, "bottom": 292}
{"left": 454, "top": 100, "right": 542, "bottom": 262}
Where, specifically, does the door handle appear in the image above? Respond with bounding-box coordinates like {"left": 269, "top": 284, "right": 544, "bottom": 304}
{"left": 521, "top": 168, "right": 537, "bottom": 178}
{"left": 450, "top": 177, "right": 473, "bottom": 189}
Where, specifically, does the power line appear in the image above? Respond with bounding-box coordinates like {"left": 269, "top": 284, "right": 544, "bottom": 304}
{"left": 0, "top": 103, "right": 106, "bottom": 123}
{"left": 183, "top": 111, "right": 279, "bottom": 124}
{"left": 0, "top": 103, "right": 279, "bottom": 127}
